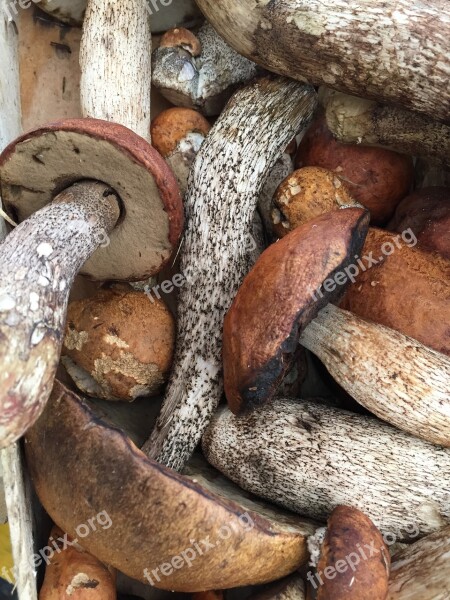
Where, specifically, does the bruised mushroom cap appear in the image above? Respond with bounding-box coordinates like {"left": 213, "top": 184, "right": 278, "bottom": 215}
{"left": 271, "top": 167, "right": 360, "bottom": 238}
{"left": 0, "top": 118, "right": 183, "bottom": 281}
{"left": 223, "top": 208, "right": 370, "bottom": 414}
{"left": 312, "top": 506, "right": 390, "bottom": 600}
{"left": 62, "top": 285, "right": 175, "bottom": 401}
{"left": 295, "top": 111, "right": 414, "bottom": 225}
{"left": 387, "top": 187, "right": 450, "bottom": 259}
{"left": 25, "top": 381, "right": 316, "bottom": 591}
{"left": 151, "top": 108, "right": 211, "bottom": 157}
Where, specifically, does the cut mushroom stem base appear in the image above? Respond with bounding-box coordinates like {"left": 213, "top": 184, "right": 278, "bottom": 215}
{"left": 0, "top": 181, "right": 120, "bottom": 447}
{"left": 299, "top": 304, "right": 450, "bottom": 447}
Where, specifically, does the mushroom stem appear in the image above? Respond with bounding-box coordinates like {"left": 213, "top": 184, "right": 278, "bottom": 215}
{"left": 0, "top": 181, "right": 120, "bottom": 447}
{"left": 80, "top": 0, "right": 152, "bottom": 141}
{"left": 203, "top": 399, "right": 450, "bottom": 537}
{"left": 299, "top": 304, "right": 450, "bottom": 447}
{"left": 144, "top": 77, "right": 317, "bottom": 470}
{"left": 388, "top": 526, "right": 450, "bottom": 599}
{"left": 320, "top": 88, "right": 450, "bottom": 165}
{"left": 196, "top": 0, "right": 449, "bottom": 122}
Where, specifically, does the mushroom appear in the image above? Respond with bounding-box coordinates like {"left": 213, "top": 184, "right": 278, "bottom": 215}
{"left": 202, "top": 398, "right": 450, "bottom": 537}
{"left": 0, "top": 0, "right": 186, "bottom": 446}
{"left": 222, "top": 209, "right": 450, "bottom": 445}
{"left": 307, "top": 506, "right": 390, "bottom": 600}
{"left": 151, "top": 107, "right": 211, "bottom": 195}
{"left": 387, "top": 187, "right": 450, "bottom": 259}
{"left": 36, "top": 0, "right": 202, "bottom": 31}
{"left": 195, "top": 0, "right": 449, "bottom": 122}
{"left": 141, "top": 76, "right": 317, "bottom": 470}
{"left": 39, "top": 525, "right": 116, "bottom": 600}
{"left": 25, "top": 380, "right": 317, "bottom": 591}
{"left": 319, "top": 88, "right": 450, "bottom": 166}
{"left": 152, "top": 23, "right": 259, "bottom": 116}
{"left": 387, "top": 525, "right": 450, "bottom": 599}
{"left": 294, "top": 110, "right": 414, "bottom": 225}
{"left": 248, "top": 573, "right": 306, "bottom": 600}
{"left": 61, "top": 285, "right": 176, "bottom": 401}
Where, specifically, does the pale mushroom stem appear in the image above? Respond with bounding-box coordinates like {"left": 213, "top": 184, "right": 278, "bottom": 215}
{"left": 143, "top": 77, "right": 317, "bottom": 470}
{"left": 80, "top": 0, "right": 152, "bottom": 141}
{"left": 300, "top": 304, "right": 450, "bottom": 447}
{"left": 0, "top": 181, "right": 120, "bottom": 447}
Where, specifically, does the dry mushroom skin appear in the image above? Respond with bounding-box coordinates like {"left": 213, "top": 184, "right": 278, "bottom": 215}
{"left": 195, "top": 0, "right": 449, "bottom": 122}
{"left": 203, "top": 400, "right": 450, "bottom": 537}
{"left": 387, "top": 525, "right": 450, "bottom": 599}
{"left": 144, "top": 76, "right": 317, "bottom": 471}
{"left": 310, "top": 506, "right": 390, "bottom": 600}
{"left": 0, "top": 118, "right": 182, "bottom": 447}
{"left": 25, "top": 381, "right": 317, "bottom": 591}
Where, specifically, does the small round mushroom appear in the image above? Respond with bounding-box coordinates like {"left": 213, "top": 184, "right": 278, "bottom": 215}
{"left": 25, "top": 380, "right": 317, "bottom": 591}
{"left": 203, "top": 399, "right": 450, "bottom": 537}
{"left": 222, "top": 209, "right": 450, "bottom": 446}
{"left": 0, "top": 118, "right": 182, "bottom": 447}
{"left": 152, "top": 23, "right": 259, "bottom": 116}
{"left": 271, "top": 167, "right": 360, "bottom": 238}
{"left": 387, "top": 187, "right": 450, "bottom": 259}
{"left": 37, "top": 0, "right": 202, "bottom": 31}
{"left": 308, "top": 506, "right": 390, "bottom": 600}
{"left": 62, "top": 285, "right": 175, "bottom": 401}
{"left": 295, "top": 110, "right": 414, "bottom": 225}
{"left": 151, "top": 107, "right": 211, "bottom": 195}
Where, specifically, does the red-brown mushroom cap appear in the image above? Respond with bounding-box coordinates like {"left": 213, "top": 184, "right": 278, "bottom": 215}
{"left": 0, "top": 118, "right": 183, "bottom": 281}
{"left": 223, "top": 208, "right": 370, "bottom": 414}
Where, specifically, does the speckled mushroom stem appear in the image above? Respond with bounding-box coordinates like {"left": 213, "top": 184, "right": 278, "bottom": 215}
{"left": 195, "top": 0, "right": 450, "bottom": 123}
{"left": 143, "top": 77, "right": 317, "bottom": 470}
{"left": 320, "top": 88, "right": 450, "bottom": 166}
{"left": 299, "top": 304, "right": 450, "bottom": 447}
{"left": 0, "top": 181, "right": 120, "bottom": 447}
{"left": 202, "top": 399, "right": 450, "bottom": 537}
{"left": 80, "top": 0, "right": 152, "bottom": 141}
{"left": 388, "top": 526, "right": 450, "bottom": 599}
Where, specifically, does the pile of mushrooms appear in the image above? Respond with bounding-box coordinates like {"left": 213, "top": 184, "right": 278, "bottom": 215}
{"left": 0, "top": 2, "right": 449, "bottom": 600}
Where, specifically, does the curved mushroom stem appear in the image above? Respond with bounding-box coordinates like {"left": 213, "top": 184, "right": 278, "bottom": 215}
{"left": 299, "top": 304, "right": 450, "bottom": 447}
{"left": 80, "top": 0, "right": 152, "bottom": 140}
{"left": 0, "top": 181, "right": 120, "bottom": 447}
{"left": 143, "top": 77, "right": 317, "bottom": 470}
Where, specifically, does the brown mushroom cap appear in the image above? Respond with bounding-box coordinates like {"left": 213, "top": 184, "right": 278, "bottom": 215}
{"left": 25, "top": 381, "right": 316, "bottom": 591}
{"left": 62, "top": 285, "right": 175, "bottom": 401}
{"left": 0, "top": 118, "right": 183, "bottom": 281}
{"left": 315, "top": 506, "right": 390, "bottom": 600}
{"left": 223, "top": 208, "right": 370, "bottom": 414}
{"left": 151, "top": 108, "right": 211, "bottom": 157}
{"left": 159, "top": 27, "right": 202, "bottom": 56}
{"left": 387, "top": 187, "right": 450, "bottom": 259}
{"left": 271, "top": 167, "right": 360, "bottom": 238}
{"left": 295, "top": 111, "right": 414, "bottom": 225}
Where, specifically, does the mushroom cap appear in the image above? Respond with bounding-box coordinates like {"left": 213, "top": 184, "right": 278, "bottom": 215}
{"left": 62, "top": 285, "right": 175, "bottom": 401}
{"left": 151, "top": 108, "right": 211, "bottom": 157}
{"left": 387, "top": 187, "right": 450, "bottom": 259}
{"left": 271, "top": 167, "right": 359, "bottom": 238}
{"left": 24, "top": 381, "right": 316, "bottom": 591}
{"left": 223, "top": 208, "right": 370, "bottom": 414}
{"left": 295, "top": 111, "right": 414, "bottom": 225}
{"left": 0, "top": 119, "right": 183, "bottom": 281}
{"left": 316, "top": 506, "right": 390, "bottom": 600}
{"left": 159, "top": 27, "right": 202, "bottom": 56}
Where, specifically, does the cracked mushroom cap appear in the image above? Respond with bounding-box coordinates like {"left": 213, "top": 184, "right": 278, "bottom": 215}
{"left": 0, "top": 118, "right": 183, "bottom": 281}
{"left": 310, "top": 506, "right": 390, "bottom": 600}
{"left": 25, "top": 381, "right": 316, "bottom": 591}
{"left": 62, "top": 285, "right": 175, "bottom": 401}
{"left": 295, "top": 111, "right": 414, "bottom": 225}
{"left": 271, "top": 167, "right": 360, "bottom": 238}
{"left": 223, "top": 208, "right": 370, "bottom": 414}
